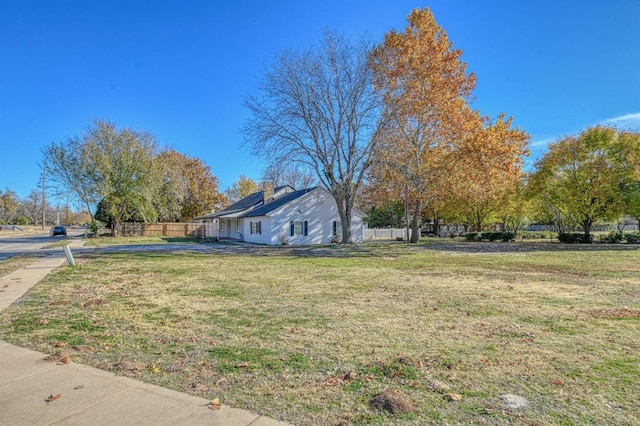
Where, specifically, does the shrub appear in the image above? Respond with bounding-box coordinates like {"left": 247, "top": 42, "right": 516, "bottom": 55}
{"left": 624, "top": 232, "right": 640, "bottom": 244}
{"left": 599, "top": 231, "right": 624, "bottom": 244}
{"left": 500, "top": 232, "right": 516, "bottom": 242}
{"left": 481, "top": 232, "right": 494, "bottom": 241}
{"left": 558, "top": 233, "right": 593, "bottom": 244}
{"left": 465, "top": 232, "right": 482, "bottom": 242}
{"left": 465, "top": 231, "right": 515, "bottom": 242}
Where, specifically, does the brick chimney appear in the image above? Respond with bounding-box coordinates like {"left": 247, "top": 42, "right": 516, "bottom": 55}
{"left": 262, "top": 181, "right": 274, "bottom": 202}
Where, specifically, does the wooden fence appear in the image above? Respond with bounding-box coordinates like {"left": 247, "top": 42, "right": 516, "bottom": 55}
{"left": 117, "top": 222, "right": 207, "bottom": 237}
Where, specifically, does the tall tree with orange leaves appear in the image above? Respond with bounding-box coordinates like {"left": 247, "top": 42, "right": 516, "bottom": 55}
{"left": 369, "top": 8, "right": 476, "bottom": 242}
{"left": 156, "top": 149, "right": 226, "bottom": 222}
{"left": 447, "top": 113, "right": 529, "bottom": 231}
{"left": 370, "top": 8, "right": 529, "bottom": 239}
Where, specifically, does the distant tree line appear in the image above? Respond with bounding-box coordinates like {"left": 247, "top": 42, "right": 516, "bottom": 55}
{"left": 41, "top": 119, "right": 226, "bottom": 236}
{"left": 364, "top": 125, "right": 640, "bottom": 241}
{"left": 0, "top": 187, "right": 91, "bottom": 226}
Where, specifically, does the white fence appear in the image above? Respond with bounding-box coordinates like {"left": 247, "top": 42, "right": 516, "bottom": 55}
{"left": 202, "top": 222, "right": 218, "bottom": 238}
{"left": 364, "top": 228, "right": 408, "bottom": 240}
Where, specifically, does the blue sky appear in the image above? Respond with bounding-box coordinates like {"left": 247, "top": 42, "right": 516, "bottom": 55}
{"left": 1, "top": 0, "right": 639, "bottom": 201}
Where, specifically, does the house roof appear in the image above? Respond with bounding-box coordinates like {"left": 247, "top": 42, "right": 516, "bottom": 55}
{"left": 204, "top": 185, "right": 293, "bottom": 219}
{"left": 239, "top": 187, "right": 318, "bottom": 218}
{"left": 195, "top": 185, "right": 366, "bottom": 221}
{"left": 216, "top": 191, "right": 264, "bottom": 217}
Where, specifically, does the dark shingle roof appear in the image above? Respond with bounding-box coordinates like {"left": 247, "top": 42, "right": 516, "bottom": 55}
{"left": 214, "top": 191, "right": 264, "bottom": 217}
{"left": 239, "top": 187, "right": 317, "bottom": 218}
{"left": 211, "top": 185, "right": 296, "bottom": 218}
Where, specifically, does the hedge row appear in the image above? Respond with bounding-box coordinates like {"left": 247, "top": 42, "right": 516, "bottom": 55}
{"left": 558, "top": 232, "right": 640, "bottom": 244}
{"left": 558, "top": 233, "right": 593, "bottom": 244}
{"left": 461, "top": 231, "right": 640, "bottom": 244}
{"left": 464, "top": 232, "right": 516, "bottom": 242}
{"left": 598, "top": 231, "right": 640, "bottom": 244}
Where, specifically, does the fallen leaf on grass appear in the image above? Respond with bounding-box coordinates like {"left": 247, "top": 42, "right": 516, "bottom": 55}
{"left": 58, "top": 356, "right": 72, "bottom": 365}
{"left": 445, "top": 392, "right": 463, "bottom": 401}
{"left": 208, "top": 398, "right": 222, "bottom": 410}
{"left": 46, "top": 394, "right": 62, "bottom": 402}
{"left": 234, "top": 362, "right": 249, "bottom": 368}
{"left": 53, "top": 341, "right": 65, "bottom": 348}
{"left": 427, "top": 378, "right": 451, "bottom": 393}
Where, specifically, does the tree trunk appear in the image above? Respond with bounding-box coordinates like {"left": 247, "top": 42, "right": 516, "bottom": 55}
{"left": 582, "top": 219, "right": 592, "bottom": 242}
{"left": 410, "top": 202, "right": 421, "bottom": 243}
{"left": 339, "top": 207, "right": 352, "bottom": 244}
{"left": 473, "top": 207, "right": 483, "bottom": 232}
{"left": 332, "top": 188, "right": 353, "bottom": 244}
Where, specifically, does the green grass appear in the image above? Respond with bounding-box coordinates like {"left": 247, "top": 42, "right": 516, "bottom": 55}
{"left": 82, "top": 236, "right": 200, "bottom": 247}
{"left": 0, "top": 241, "right": 639, "bottom": 425}
{"left": 0, "top": 254, "right": 43, "bottom": 277}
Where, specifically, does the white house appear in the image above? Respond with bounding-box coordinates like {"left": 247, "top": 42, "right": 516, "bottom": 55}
{"left": 198, "top": 184, "right": 365, "bottom": 245}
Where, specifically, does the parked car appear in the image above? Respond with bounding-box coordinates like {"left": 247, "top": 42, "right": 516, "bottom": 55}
{"left": 52, "top": 226, "right": 67, "bottom": 237}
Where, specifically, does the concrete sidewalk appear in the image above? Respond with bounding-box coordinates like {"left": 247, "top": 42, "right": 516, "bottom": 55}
{"left": 0, "top": 244, "right": 290, "bottom": 426}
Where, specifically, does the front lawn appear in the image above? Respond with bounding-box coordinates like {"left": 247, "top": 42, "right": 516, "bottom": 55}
{"left": 82, "top": 236, "right": 201, "bottom": 247}
{"left": 1, "top": 242, "right": 638, "bottom": 425}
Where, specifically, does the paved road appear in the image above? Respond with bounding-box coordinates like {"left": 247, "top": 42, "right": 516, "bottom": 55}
{"left": 0, "top": 227, "right": 86, "bottom": 260}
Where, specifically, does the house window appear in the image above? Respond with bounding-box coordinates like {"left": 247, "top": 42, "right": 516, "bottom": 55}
{"left": 235, "top": 219, "right": 240, "bottom": 232}
{"left": 250, "top": 221, "right": 262, "bottom": 235}
{"left": 290, "top": 220, "right": 308, "bottom": 236}
{"left": 332, "top": 221, "right": 342, "bottom": 237}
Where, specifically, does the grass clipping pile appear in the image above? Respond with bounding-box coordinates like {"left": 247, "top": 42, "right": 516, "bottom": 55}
{"left": 0, "top": 242, "right": 639, "bottom": 424}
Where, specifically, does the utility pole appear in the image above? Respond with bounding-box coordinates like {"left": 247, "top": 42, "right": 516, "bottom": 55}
{"left": 41, "top": 166, "right": 46, "bottom": 230}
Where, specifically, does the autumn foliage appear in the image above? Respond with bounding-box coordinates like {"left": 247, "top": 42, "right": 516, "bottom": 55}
{"left": 528, "top": 126, "right": 640, "bottom": 238}
{"left": 157, "top": 149, "right": 226, "bottom": 222}
{"left": 369, "top": 8, "right": 529, "bottom": 238}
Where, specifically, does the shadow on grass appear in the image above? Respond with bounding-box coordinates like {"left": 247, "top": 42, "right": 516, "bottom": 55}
{"left": 161, "top": 237, "right": 200, "bottom": 243}
{"left": 420, "top": 240, "right": 640, "bottom": 254}
{"left": 79, "top": 238, "right": 640, "bottom": 261}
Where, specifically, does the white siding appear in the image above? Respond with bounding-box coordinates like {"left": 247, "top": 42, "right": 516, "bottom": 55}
{"left": 257, "top": 188, "right": 365, "bottom": 245}
{"left": 351, "top": 213, "right": 364, "bottom": 243}
{"left": 219, "top": 218, "right": 244, "bottom": 239}
{"left": 243, "top": 217, "right": 274, "bottom": 245}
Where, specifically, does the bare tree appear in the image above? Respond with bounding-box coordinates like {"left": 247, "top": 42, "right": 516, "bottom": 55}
{"left": 244, "top": 31, "right": 382, "bottom": 243}
{"left": 261, "top": 163, "right": 318, "bottom": 190}
{"left": 42, "top": 137, "right": 100, "bottom": 223}
{"left": 18, "top": 189, "right": 44, "bottom": 225}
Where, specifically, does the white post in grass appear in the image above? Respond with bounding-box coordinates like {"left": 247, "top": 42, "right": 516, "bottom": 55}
{"left": 63, "top": 244, "right": 76, "bottom": 266}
